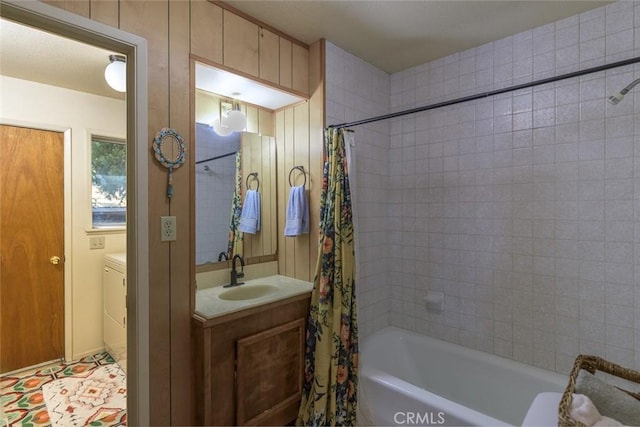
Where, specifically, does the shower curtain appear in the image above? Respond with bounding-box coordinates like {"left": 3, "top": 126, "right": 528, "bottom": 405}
{"left": 226, "top": 151, "right": 243, "bottom": 257}
{"left": 297, "top": 127, "right": 358, "bottom": 426}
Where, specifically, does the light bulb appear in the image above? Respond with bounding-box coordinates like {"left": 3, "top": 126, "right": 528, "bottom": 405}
{"left": 211, "top": 117, "right": 233, "bottom": 136}
{"left": 226, "top": 110, "right": 247, "bottom": 131}
{"left": 105, "top": 55, "right": 126, "bottom": 92}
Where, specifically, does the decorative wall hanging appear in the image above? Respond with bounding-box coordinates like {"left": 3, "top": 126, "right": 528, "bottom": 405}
{"left": 152, "top": 128, "right": 186, "bottom": 198}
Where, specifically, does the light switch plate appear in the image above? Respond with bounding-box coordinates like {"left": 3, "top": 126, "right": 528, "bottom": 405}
{"left": 89, "top": 235, "right": 105, "bottom": 249}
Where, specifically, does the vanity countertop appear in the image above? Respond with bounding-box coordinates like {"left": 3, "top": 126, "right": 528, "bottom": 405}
{"left": 195, "top": 274, "right": 313, "bottom": 320}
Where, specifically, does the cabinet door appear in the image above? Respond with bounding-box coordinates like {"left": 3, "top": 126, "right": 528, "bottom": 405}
{"left": 291, "top": 43, "right": 309, "bottom": 95}
{"left": 259, "top": 27, "right": 280, "bottom": 84}
{"left": 223, "top": 11, "right": 259, "bottom": 77}
{"left": 190, "top": 0, "right": 223, "bottom": 63}
{"left": 279, "top": 38, "right": 292, "bottom": 89}
{"left": 236, "top": 318, "right": 305, "bottom": 426}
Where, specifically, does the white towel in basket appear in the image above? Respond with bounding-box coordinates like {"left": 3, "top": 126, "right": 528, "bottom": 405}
{"left": 570, "top": 394, "right": 623, "bottom": 427}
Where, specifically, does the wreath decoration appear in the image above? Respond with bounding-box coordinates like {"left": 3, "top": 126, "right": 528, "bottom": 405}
{"left": 152, "top": 128, "right": 186, "bottom": 198}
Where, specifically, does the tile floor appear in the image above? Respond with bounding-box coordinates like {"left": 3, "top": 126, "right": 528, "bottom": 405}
{"left": 1, "top": 352, "right": 125, "bottom": 426}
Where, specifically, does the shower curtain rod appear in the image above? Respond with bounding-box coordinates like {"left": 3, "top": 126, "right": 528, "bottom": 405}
{"left": 328, "top": 56, "right": 640, "bottom": 130}
{"left": 195, "top": 150, "right": 237, "bottom": 165}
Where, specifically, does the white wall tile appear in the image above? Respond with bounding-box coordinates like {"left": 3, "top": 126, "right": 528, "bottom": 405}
{"left": 325, "top": 42, "right": 390, "bottom": 340}
{"left": 327, "top": 1, "right": 640, "bottom": 373}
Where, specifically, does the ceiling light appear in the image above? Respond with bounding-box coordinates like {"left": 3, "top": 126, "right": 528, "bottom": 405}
{"left": 196, "top": 63, "right": 305, "bottom": 110}
{"left": 105, "top": 54, "right": 126, "bottom": 92}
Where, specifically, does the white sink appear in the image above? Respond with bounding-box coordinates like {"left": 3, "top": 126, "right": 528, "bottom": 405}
{"left": 195, "top": 275, "right": 314, "bottom": 319}
{"left": 217, "top": 284, "right": 279, "bottom": 301}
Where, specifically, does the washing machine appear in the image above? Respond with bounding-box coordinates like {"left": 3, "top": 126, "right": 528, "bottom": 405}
{"left": 103, "top": 252, "right": 127, "bottom": 371}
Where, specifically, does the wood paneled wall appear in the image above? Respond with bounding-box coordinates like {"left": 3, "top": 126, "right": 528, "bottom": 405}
{"left": 308, "top": 40, "right": 325, "bottom": 281}
{"left": 241, "top": 133, "right": 277, "bottom": 259}
{"left": 40, "top": 1, "right": 323, "bottom": 425}
{"left": 276, "top": 40, "right": 325, "bottom": 282}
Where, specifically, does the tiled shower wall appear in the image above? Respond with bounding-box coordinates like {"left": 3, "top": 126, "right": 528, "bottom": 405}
{"left": 195, "top": 123, "right": 240, "bottom": 264}
{"left": 326, "top": 1, "right": 640, "bottom": 373}
{"left": 388, "top": 1, "right": 640, "bottom": 374}
{"left": 325, "top": 42, "right": 391, "bottom": 340}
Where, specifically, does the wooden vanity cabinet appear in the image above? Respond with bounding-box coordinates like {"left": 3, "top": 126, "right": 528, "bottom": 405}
{"left": 193, "top": 293, "right": 311, "bottom": 426}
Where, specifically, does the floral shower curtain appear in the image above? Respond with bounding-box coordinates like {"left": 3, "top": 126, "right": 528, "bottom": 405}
{"left": 226, "top": 151, "right": 243, "bottom": 257}
{"left": 297, "top": 127, "right": 358, "bottom": 426}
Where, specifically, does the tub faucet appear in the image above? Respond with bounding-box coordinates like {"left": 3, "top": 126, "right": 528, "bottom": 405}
{"left": 224, "top": 254, "right": 245, "bottom": 288}
{"left": 217, "top": 251, "right": 229, "bottom": 262}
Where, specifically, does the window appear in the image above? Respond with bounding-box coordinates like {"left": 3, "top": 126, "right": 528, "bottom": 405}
{"left": 91, "top": 137, "right": 126, "bottom": 228}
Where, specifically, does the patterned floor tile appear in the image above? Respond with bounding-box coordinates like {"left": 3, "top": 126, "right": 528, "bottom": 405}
{"left": 1, "top": 352, "right": 124, "bottom": 427}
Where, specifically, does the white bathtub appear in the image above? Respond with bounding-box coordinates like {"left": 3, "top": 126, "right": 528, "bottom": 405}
{"left": 360, "top": 327, "right": 567, "bottom": 426}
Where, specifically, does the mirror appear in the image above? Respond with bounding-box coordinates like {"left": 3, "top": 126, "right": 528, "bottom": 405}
{"left": 195, "top": 124, "right": 240, "bottom": 264}
{"left": 237, "top": 132, "right": 277, "bottom": 261}
{"left": 195, "top": 91, "right": 277, "bottom": 269}
{"left": 194, "top": 61, "right": 306, "bottom": 271}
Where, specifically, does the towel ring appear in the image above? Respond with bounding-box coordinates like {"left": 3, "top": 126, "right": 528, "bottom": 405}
{"left": 246, "top": 172, "right": 259, "bottom": 191}
{"left": 289, "top": 166, "right": 306, "bottom": 188}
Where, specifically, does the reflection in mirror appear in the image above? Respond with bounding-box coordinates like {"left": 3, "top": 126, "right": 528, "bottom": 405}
{"left": 195, "top": 90, "right": 279, "bottom": 270}
{"left": 239, "top": 133, "right": 277, "bottom": 261}
{"left": 195, "top": 124, "right": 240, "bottom": 264}
{"left": 195, "top": 127, "right": 277, "bottom": 268}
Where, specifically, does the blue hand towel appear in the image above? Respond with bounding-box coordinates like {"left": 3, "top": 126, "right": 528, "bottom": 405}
{"left": 285, "top": 185, "right": 309, "bottom": 236}
{"left": 238, "top": 189, "right": 260, "bottom": 234}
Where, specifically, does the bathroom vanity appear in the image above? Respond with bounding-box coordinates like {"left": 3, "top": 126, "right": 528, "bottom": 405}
{"left": 193, "top": 275, "right": 312, "bottom": 426}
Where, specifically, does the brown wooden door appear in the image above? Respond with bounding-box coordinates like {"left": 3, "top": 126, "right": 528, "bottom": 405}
{"left": 0, "top": 125, "right": 64, "bottom": 373}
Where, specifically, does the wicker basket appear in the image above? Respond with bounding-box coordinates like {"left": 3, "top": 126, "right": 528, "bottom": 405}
{"left": 558, "top": 354, "right": 640, "bottom": 427}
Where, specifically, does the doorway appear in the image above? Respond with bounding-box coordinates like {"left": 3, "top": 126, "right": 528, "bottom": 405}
{"left": 0, "top": 21, "right": 127, "bottom": 370}
{"left": 0, "top": 0, "right": 149, "bottom": 424}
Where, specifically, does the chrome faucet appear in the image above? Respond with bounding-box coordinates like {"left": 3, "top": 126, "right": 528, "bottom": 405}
{"left": 223, "top": 254, "right": 245, "bottom": 288}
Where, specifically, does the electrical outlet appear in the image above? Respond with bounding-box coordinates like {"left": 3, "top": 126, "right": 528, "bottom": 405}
{"left": 89, "top": 235, "right": 105, "bottom": 249}
{"left": 160, "top": 216, "right": 177, "bottom": 242}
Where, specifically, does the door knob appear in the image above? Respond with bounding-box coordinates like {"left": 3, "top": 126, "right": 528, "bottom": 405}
{"left": 50, "top": 256, "right": 61, "bottom": 265}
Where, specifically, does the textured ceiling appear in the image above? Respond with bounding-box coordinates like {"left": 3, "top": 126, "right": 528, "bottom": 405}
{"left": 226, "top": 0, "right": 613, "bottom": 73}
{"left": 0, "top": 18, "right": 123, "bottom": 99}
{"left": 1, "top": 1, "right": 613, "bottom": 99}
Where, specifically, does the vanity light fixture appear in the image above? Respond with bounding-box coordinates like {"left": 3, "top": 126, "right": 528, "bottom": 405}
{"left": 104, "top": 54, "right": 126, "bottom": 92}
{"left": 225, "top": 109, "right": 247, "bottom": 131}
{"left": 211, "top": 117, "right": 233, "bottom": 136}
{"left": 210, "top": 100, "right": 247, "bottom": 136}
